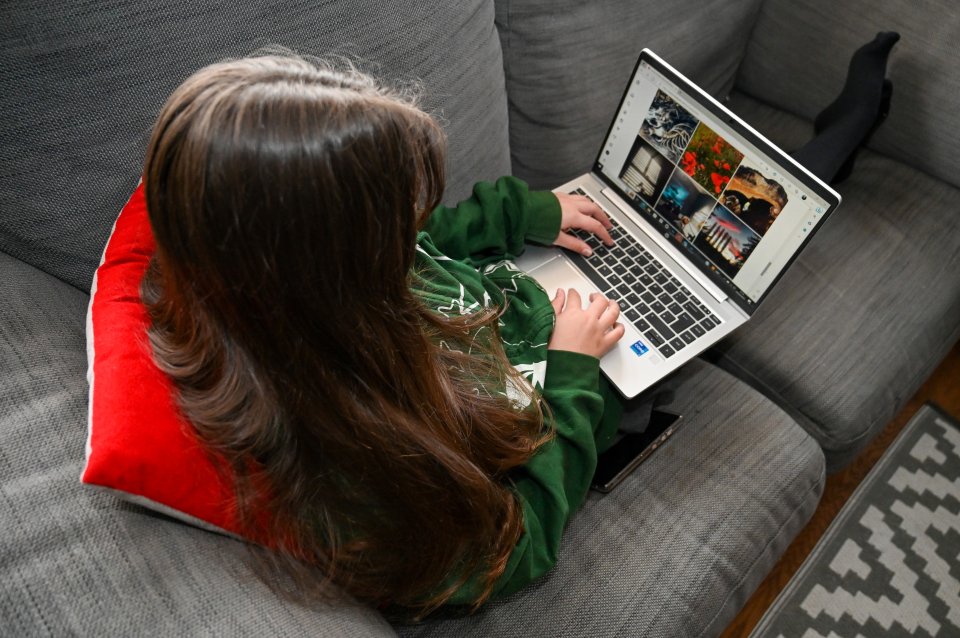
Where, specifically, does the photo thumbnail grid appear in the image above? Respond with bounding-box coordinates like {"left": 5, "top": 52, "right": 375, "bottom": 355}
{"left": 618, "top": 89, "right": 789, "bottom": 279}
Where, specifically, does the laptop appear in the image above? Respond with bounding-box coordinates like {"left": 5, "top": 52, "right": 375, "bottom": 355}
{"left": 514, "top": 49, "right": 841, "bottom": 398}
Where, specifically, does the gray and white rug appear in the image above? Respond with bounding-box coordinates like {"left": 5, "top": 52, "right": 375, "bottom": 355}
{"left": 750, "top": 403, "right": 960, "bottom": 638}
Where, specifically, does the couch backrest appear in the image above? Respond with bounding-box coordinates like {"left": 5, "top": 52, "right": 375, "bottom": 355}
{"left": 493, "top": 0, "right": 765, "bottom": 190}
{"left": 735, "top": 0, "right": 960, "bottom": 188}
{"left": 0, "top": 1, "right": 510, "bottom": 293}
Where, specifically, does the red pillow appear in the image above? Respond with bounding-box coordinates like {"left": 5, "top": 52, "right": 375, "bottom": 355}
{"left": 83, "top": 183, "right": 241, "bottom": 536}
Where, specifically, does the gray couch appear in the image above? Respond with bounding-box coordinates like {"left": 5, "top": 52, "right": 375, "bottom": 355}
{"left": 2, "top": 1, "right": 957, "bottom": 636}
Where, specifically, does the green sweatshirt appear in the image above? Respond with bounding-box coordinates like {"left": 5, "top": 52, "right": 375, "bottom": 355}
{"left": 413, "top": 176, "right": 624, "bottom": 605}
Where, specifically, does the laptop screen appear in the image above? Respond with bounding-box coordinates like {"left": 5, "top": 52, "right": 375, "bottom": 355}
{"left": 593, "top": 51, "right": 839, "bottom": 313}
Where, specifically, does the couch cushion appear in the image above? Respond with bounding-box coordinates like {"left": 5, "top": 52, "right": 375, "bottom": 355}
{"left": 3, "top": 244, "right": 825, "bottom": 637}
{"left": 712, "top": 92, "right": 960, "bottom": 472}
{"left": 1, "top": 241, "right": 824, "bottom": 634}
{"left": 0, "top": 251, "right": 394, "bottom": 636}
{"left": 0, "top": 0, "right": 509, "bottom": 293}
{"left": 397, "top": 358, "right": 825, "bottom": 637}
{"left": 493, "top": 0, "right": 764, "bottom": 190}
{"left": 734, "top": 0, "right": 960, "bottom": 189}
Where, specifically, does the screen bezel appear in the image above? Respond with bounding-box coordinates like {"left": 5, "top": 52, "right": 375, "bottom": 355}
{"left": 591, "top": 49, "right": 841, "bottom": 315}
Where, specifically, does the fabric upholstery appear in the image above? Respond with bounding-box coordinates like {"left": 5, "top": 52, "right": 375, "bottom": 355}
{"left": 2, "top": 236, "right": 826, "bottom": 635}
{"left": 0, "top": 0, "right": 510, "bottom": 293}
{"left": 2, "top": 0, "right": 956, "bottom": 634}
{"left": 735, "top": 0, "right": 960, "bottom": 189}
{"left": 397, "top": 359, "right": 825, "bottom": 637}
{"left": 493, "top": 0, "right": 764, "bottom": 190}
{"left": 712, "top": 92, "right": 960, "bottom": 472}
{"left": 0, "top": 251, "right": 395, "bottom": 636}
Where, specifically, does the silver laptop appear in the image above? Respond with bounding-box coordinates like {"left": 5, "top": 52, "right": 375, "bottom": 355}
{"left": 515, "top": 49, "right": 841, "bottom": 398}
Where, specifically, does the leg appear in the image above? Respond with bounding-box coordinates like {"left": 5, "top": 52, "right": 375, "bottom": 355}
{"left": 791, "top": 32, "right": 900, "bottom": 184}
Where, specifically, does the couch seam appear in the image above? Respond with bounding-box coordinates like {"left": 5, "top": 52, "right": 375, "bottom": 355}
{"left": 716, "top": 317, "right": 960, "bottom": 462}
{"left": 715, "top": 348, "right": 882, "bottom": 452}
{"left": 714, "top": 350, "right": 827, "bottom": 435}
{"left": 494, "top": 0, "right": 515, "bottom": 177}
{"left": 695, "top": 460, "right": 825, "bottom": 638}
{"left": 729, "top": 0, "right": 773, "bottom": 95}
{"left": 716, "top": 349, "right": 866, "bottom": 462}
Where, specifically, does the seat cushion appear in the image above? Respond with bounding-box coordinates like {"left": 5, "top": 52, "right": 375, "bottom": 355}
{"left": 0, "top": 251, "right": 394, "bottom": 636}
{"left": 0, "top": 0, "right": 510, "bottom": 292}
{"left": 711, "top": 92, "right": 960, "bottom": 472}
{"left": 493, "top": 0, "right": 764, "bottom": 190}
{"left": 1, "top": 245, "right": 824, "bottom": 635}
{"left": 397, "top": 358, "right": 825, "bottom": 637}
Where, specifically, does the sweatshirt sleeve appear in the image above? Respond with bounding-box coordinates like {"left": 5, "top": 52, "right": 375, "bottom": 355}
{"left": 422, "top": 176, "right": 561, "bottom": 268}
{"left": 443, "top": 348, "right": 609, "bottom": 605}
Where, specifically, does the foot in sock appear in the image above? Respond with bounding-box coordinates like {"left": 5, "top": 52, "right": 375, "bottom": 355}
{"left": 814, "top": 31, "right": 899, "bottom": 135}
{"left": 830, "top": 78, "right": 893, "bottom": 184}
{"left": 792, "top": 31, "right": 899, "bottom": 184}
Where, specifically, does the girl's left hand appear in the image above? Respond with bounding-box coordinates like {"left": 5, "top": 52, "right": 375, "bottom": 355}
{"left": 553, "top": 193, "right": 615, "bottom": 257}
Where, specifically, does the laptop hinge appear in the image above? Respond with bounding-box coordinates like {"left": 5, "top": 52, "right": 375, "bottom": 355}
{"left": 601, "top": 187, "right": 729, "bottom": 304}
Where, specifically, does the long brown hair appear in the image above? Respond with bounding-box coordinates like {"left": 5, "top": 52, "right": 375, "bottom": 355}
{"left": 140, "top": 54, "right": 550, "bottom": 617}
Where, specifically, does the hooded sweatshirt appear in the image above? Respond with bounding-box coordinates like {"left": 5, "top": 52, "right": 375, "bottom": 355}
{"left": 414, "top": 177, "right": 624, "bottom": 603}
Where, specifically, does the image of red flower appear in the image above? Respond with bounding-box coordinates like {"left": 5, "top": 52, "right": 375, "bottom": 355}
{"left": 680, "top": 123, "right": 744, "bottom": 195}
{"left": 710, "top": 172, "right": 725, "bottom": 193}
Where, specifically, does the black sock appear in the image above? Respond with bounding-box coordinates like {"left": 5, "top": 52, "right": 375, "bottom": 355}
{"left": 792, "top": 32, "right": 899, "bottom": 184}
{"left": 814, "top": 32, "right": 899, "bottom": 133}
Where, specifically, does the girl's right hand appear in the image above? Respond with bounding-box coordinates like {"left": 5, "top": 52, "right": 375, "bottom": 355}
{"left": 547, "top": 288, "right": 625, "bottom": 359}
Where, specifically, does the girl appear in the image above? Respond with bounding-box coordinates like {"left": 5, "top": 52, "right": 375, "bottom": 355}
{"left": 140, "top": 30, "right": 896, "bottom": 617}
{"left": 141, "top": 54, "right": 627, "bottom": 618}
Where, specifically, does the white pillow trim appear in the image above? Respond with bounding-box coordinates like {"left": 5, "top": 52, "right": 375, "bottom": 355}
{"left": 86, "top": 483, "right": 242, "bottom": 540}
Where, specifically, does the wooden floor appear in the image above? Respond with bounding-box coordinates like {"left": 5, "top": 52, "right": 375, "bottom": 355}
{"left": 719, "top": 340, "right": 960, "bottom": 638}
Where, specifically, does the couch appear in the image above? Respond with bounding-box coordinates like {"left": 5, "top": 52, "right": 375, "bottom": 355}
{"left": 2, "top": 0, "right": 957, "bottom": 635}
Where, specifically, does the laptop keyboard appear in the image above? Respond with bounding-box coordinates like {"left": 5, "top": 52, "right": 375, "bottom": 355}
{"left": 564, "top": 188, "right": 721, "bottom": 359}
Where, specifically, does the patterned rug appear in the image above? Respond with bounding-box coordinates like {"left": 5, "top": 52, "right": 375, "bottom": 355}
{"left": 750, "top": 403, "right": 960, "bottom": 638}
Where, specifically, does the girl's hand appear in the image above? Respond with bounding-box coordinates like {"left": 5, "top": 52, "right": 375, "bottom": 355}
{"left": 553, "top": 193, "right": 615, "bottom": 257}
{"left": 548, "top": 288, "right": 625, "bottom": 359}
